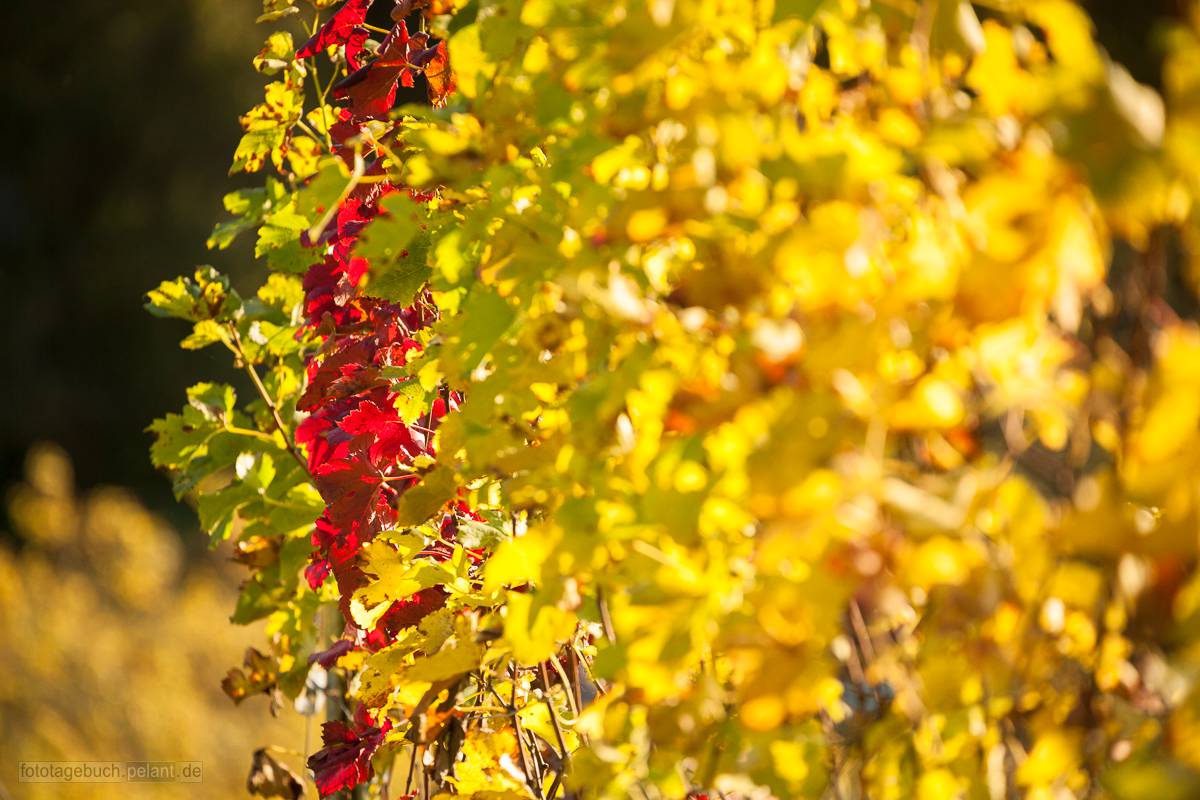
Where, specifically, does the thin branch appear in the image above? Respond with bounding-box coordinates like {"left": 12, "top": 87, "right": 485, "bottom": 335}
{"left": 550, "top": 654, "right": 581, "bottom": 717}
{"left": 596, "top": 586, "right": 616, "bottom": 643}
{"left": 228, "top": 324, "right": 314, "bottom": 481}
{"left": 304, "top": 12, "right": 335, "bottom": 150}
{"left": 572, "top": 644, "right": 605, "bottom": 699}
{"left": 296, "top": 115, "right": 328, "bottom": 147}
{"left": 526, "top": 725, "right": 547, "bottom": 779}
{"left": 849, "top": 599, "right": 876, "bottom": 664}
{"left": 510, "top": 665, "right": 545, "bottom": 800}
{"left": 224, "top": 423, "right": 279, "bottom": 445}
{"left": 307, "top": 152, "right": 366, "bottom": 243}
{"left": 405, "top": 743, "right": 419, "bottom": 795}
{"left": 539, "top": 661, "right": 571, "bottom": 763}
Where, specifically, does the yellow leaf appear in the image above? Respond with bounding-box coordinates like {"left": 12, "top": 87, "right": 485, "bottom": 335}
{"left": 917, "top": 769, "right": 962, "bottom": 800}
{"left": 908, "top": 536, "right": 980, "bottom": 587}
{"left": 1017, "top": 731, "right": 1080, "bottom": 787}
{"left": 626, "top": 208, "right": 668, "bottom": 242}
{"left": 407, "top": 637, "right": 483, "bottom": 683}
{"left": 502, "top": 591, "right": 576, "bottom": 666}
{"left": 484, "top": 527, "right": 555, "bottom": 593}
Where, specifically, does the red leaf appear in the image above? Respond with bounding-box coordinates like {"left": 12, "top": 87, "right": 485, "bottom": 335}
{"left": 315, "top": 457, "right": 387, "bottom": 529}
{"left": 297, "top": 0, "right": 375, "bottom": 61}
{"left": 344, "top": 26, "right": 371, "bottom": 68}
{"left": 299, "top": 341, "right": 379, "bottom": 411}
{"left": 424, "top": 40, "right": 455, "bottom": 107}
{"left": 340, "top": 397, "right": 428, "bottom": 466}
{"left": 307, "top": 714, "right": 387, "bottom": 797}
{"left": 333, "top": 65, "right": 402, "bottom": 120}
{"left": 302, "top": 253, "right": 369, "bottom": 326}
{"left": 308, "top": 638, "right": 356, "bottom": 668}
{"left": 305, "top": 513, "right": 381, "bottom": 617}
{"left": 332, "top": 22, "right": 430, "bottom": 120}
{"left": 364, "top": 586, "right": 449, "bottom": 649}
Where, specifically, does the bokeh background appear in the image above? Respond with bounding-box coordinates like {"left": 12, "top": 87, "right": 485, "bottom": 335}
{"left": 0, "top": 2, "right": 305, "bottom": 797}
{"left": 0, "top": 0, "right": 1188, "bottom": 797}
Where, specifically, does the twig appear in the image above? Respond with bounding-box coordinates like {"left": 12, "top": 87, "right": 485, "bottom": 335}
{"left": 550, "top": 654, "right": 581, "bottom": 717}
{"left": 296, "top": 115, "right": 328, "bottom": 148}
{"left": 307, "top": 152, "right": 366, "bottom": 244}
{"left": 596, "top": 586, "right": 616, "bottom": 643}
{"left": 849, "top": 599, "right": 874, "bottom": 662}
{"left": 539, "top": 661, "right": 571, "bottom": 764}
{"left": 404, "top": 743, "right": 418, "bottom": 795}
{"left": 572, "top": 644, "right": 605, "bottom": 699}
{"left": 304, "top": 12, "right": 335, "bottom": 151}
{"left": 510, "top": 665, "right": 545, "bottom": 800}
{"left": 547, "top": 771, "right": 563, "bottom": 800}
{"left": 228, "top": 324, "right": 314, "bottom": 480}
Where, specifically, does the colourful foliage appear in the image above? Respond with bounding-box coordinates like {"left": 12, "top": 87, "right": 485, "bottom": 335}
{"left": 149, "top": 1, "right": 1200, "bottom": 797}
{"left": 0, "top": 445, "right": 307, "bottom": 799}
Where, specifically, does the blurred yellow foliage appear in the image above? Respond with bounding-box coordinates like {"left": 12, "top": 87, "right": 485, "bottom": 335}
{"left": 0, "top": 445, "right": 306, "bottom": 799}
{"left": 145, "top": 0, "right": 1200, "bottom": 797}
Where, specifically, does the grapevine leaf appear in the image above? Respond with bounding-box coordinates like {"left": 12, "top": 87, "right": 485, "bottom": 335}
{"left": 231, "top": 80, "right": 304, "bottom": 175}
{"left": 393, "top": 467, "right": 457, "bottom": 526}
{"left": 296, "top": 0, "right": 374, "bottom": 62}
{"left": 307, "top": 716, "right": 386, "bottom": 797}
{"left": 354, "top": 194, "right": 421, "bottom": 266}
{"left": 438, "top": 288, "right": 516, "bottom": 382}
{"left": 254, "top": 31, "right": 297, "bottom": 75}
{"left": 295, "top": 161, "right": 350, "bottom": 225}
{"left": 405, "top": 637, "right": 482, "bottom": 682}
{"left": 146, "top": 267, "right": 241, "bottom": 322}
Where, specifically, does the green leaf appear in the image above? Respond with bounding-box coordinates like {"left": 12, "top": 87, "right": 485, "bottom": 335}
{"left": 395, "top": 468, "right": 458, "bottom": 527}
{"left": 180, "top": 319, "right": 229, "bottom": 351}
{"left": 295, "top": 161, "right": 348, "bottom": 224}
{"left": 148, "top": 383, "right": 243, "bottom": 497}
{"left": 208, "top": 180, "right": 289, "bottom": 250}
{"left": 254, "top": 31, "right": 296, "bottom": 75}
{"left": 230, "top": 81, "right": 303, "bottom": 174}
{"left": 232, "top": 130, "right": 284, "bottom": 175}
{"left": 256, "top": 4, "right": 299, "bottom": 24}
{"left": 256, "top": 205, "right": 312, "bottom": 273}
{"left": 355, "top": 194, "right": 422, "bottom": 267}
{"left": 187, "top": 382, "right": 237, "bottom": 423}
{"left": 457, "top": 518, "right": 506, "bottom": 550}
{"left": 432, "top": 228, "right": 468, "bottom": 285}
{"left": 405, "top": 638, "right": 483, "bottom": 682}
{"left": 503, "top": 591, "right": 576, "bottom": 666}
{"left": 446, "top": 0, "right": 479, "bottom": 36}
{"left": 148, "top": 413, "right": 216, "bottom": 473}
{"left": 146, "top": 267, "right": 241, "bottom": 322}
{"left": 371, "top": 258, "right": 432, "bottom": 306}
{"left": 478, "top": 0, "right": 525, "bottom": 60}
{"left": 231, "top": 578, "right": 277, "bottom": 624}
{"left": 392, "top": 380, "right": 430, "bottom": 425}
{"left": 199, "top": 482, "right": 256, "bottom": 543}
{"left": 440, "top": 288, "right": 517, "bottom": 382}
{"left": 256, "top": 273, "right": 305, "bottom": 315}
